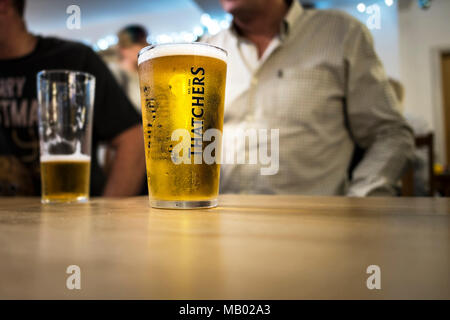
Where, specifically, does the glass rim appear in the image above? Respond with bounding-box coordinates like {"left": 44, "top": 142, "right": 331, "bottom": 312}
{"left": 37, "top": 69, "right": 95, "bottom": 81}
{"left": 138, "top": 42, "right": 228, "bottom": 59}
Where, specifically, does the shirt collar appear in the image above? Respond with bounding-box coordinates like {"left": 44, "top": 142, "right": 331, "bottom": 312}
{"left": 281, "top": 0, "right": 303, "bottom": 37}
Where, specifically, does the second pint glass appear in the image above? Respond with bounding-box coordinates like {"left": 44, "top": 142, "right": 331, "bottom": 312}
{"left": 138, "top": 43, "right": 227, "bottom": 209}
{"left": 37, "top": 70, "right": 95, "bottom": 203}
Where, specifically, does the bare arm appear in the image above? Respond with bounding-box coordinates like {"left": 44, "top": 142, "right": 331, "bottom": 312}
{"left": 102, "top": 125, "right": 146, "bottom": 197}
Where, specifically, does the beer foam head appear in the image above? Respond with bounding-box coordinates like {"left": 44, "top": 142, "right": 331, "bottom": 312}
{"left": 40, "top": 154, "right": 91, "bottom": 162}
{"left": 138, "top": 43, "right": 227, "bottom": 66}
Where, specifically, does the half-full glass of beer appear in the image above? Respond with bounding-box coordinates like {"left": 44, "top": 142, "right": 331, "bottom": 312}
{"left": 138, "top": 43, "right": 227, "bottom": 209}
{"left": 37, "top": 70, "right": 95, "bottom": 203}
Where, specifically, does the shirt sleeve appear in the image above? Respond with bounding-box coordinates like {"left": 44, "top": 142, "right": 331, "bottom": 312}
{"left": 83, "top": 47, "right": 141, "bottom": 142}
{"left": 343, "top": 22, "right": 415, "bottom": 197}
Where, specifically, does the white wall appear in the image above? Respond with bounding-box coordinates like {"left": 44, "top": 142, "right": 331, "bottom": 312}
{"left": 398, "top": 0, "right": 450, "bottom": 163}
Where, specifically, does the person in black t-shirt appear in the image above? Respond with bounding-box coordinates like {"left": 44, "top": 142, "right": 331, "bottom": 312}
{"left": 0, "top": 0, "right": 146, "bottom": 197}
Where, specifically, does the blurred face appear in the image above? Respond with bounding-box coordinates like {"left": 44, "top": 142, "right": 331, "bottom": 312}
{"left": 0, "top": 0, "right": 19, "bottom": 41}
{"left": 220, "top": 0, "right": 267, "bottom": 18}
{"left": 118, "top": 44, "right": 143, "bottom": 72}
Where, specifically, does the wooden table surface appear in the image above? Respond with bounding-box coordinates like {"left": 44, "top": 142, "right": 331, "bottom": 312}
{"left": 0, "top": 195, "right": 449, "bottom": 299}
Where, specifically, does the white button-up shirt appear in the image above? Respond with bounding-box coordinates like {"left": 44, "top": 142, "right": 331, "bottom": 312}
{"left": 205, "top": 1, "right": 414, "bottom": 196}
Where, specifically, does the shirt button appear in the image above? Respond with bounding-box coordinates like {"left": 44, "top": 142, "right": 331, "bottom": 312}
{"left": 251, "top": 77, "right": 258, "bottom": 86}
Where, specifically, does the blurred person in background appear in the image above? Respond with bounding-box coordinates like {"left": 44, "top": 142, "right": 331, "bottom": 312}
{"left": 205, "top": 0, "right": 414, "bottom": 196}
{"left": 0, "top": 0, "right": 145, "bottom": 197}
{"left": 99, "top": 25, "right": 149, "bottom": 178}
{"left": 113, "top": 24, "right": 149, "bottom": 112}
{"left": 118, "top": 25, "right": 148, "bottom": 74}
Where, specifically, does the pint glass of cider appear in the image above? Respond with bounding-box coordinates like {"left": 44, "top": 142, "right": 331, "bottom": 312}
{"left": 137, "top": 43, "right": 227, "bottom": 209}
{"left": 37, "top": 70, "right": 95, "bottom": 203}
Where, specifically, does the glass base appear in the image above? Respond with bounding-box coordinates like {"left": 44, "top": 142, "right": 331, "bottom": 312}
{"left": 149, "top": 198, "right": 218, "bottom": 209}
{"left": 41, "top": 195, "right": 89, "bottom": 204}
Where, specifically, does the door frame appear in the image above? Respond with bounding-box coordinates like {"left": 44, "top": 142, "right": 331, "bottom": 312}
{"left": 430, "top": 46, "right": 450, "bottom": 165}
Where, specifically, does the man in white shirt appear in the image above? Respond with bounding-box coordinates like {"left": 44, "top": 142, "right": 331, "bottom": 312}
{"left": 205, "top": 0, "right": 414, "bottom": 196}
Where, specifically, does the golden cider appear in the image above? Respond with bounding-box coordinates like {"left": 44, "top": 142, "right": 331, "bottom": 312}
{"left": 138, "top": 44, "right": 227, "bottom": 205}
{"left": 40, "top": 155, "right": 90, "bottom": 203}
